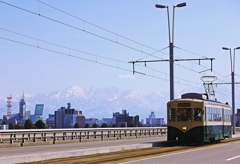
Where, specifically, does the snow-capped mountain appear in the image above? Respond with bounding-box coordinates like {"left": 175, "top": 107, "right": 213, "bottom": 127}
{"left": 0, "top": 86, "right": 168, "bottom": 121}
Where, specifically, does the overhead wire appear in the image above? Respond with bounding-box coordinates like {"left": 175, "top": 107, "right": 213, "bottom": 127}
{"left": 0, "top": 0, "right": 229, "bottom": 85}
{"left": 38, "top": 0, "right": 218, "bottom": 75}
{"left": 36, "top": 0, "right": 240, "bottom": 85}
{"left": 2, "top": 34, "right": 240, "bottom": 100}
{"left": 36, "top": 0, "right": 160, "bottom": 53}
{"left": 1, "top": 0, "right": 239, "bottom": 99}
{"left": 0, "top": 0, "right": 220, "bottom": 77}
{"left": 0, "top": 0, "right": 163, "bottom": 60}
{"left": 0, "top": 27, "right": 204, "bottom": 88}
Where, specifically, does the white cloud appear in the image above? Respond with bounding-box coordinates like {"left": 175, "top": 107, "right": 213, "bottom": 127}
{"left": 118, "top": 74, "right": 135, "bottom": 79}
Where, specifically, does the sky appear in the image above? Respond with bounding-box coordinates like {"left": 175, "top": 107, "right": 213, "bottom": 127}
{"left": 1, "top": 0, "right": 240, "bottom": 104}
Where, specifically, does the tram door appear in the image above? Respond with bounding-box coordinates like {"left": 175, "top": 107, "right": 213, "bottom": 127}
{"left": 222, "top": 108, "right": 224, "bottom": 138}
{"left": 204, "top": 106, "right": 208, "bottom": 141}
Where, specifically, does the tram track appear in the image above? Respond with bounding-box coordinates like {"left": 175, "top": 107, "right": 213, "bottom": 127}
{"left": 23, "top": 137, "right": 240, "bottom": 164}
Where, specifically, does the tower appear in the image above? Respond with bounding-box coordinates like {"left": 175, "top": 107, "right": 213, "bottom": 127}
{"left": 19, "top": 93, "right": 26, "bottom": 119}
{"left": 6, "top": 95, "right": 12, "bottom": 116}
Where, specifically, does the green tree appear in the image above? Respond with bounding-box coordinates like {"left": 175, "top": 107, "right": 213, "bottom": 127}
{"left": 74, "top": 123, "right": 80, "bottom": 128}
{"left": 85, "top": 123, "right": 90, "bottom": 128}
{"left": 35, "top": 120, "right": 46, "bottom": 129}
{"left": 101, "top": 123, "right": 108, "bottom": 128}
{"left": 111, "top": 124, "right": 117, "bottom": 127}
{"left": 15, "top": 124, "right": 20, "bottom": 129}
{"left": 24, "top": 119, "right": 34, "bottom": 129}
{"left": 92, "top": 123, "right": 98, "bottom": 128}
{"left": 9, "top": 123, "right": 14, "bottom": 129}
{"left": 120, "top": 123, "right": 125, "bottom": 127}
{"left": 128, "top": 122, "right": 135, "bottom": 127}
{"left": 2, "top": 121, "right": 6, "bottom": 125}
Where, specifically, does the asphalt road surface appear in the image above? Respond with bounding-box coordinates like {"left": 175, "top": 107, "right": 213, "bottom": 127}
{"left": 120, "top": 140, "right": 240, "bottom": 164}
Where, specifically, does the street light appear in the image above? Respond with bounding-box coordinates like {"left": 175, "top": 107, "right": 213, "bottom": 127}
{"left": 222, "top": 46, "right": 240, "bottom": 135}
{"left": 155, "top": 2, "right": 186, "bottom": 101}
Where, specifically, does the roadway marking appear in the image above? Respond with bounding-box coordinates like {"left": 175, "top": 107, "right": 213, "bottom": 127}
{"left": 226, "top": 155, "right": 240, "bottom": 161}
{"left": 119, "top": 143, "right": 233, "bottom": 164}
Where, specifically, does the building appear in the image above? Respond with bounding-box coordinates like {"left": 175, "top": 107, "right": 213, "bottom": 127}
{"left": 235, "top": 109, "right": 240, "bottom": 127}
{"left": 46, "top": 114, "right": 55, "bottom": 128}
{"left": 29, "top": 104, "right": 44, "bottom": 124}
{"left": 54, "top": 103, "right": 84, "bottom": 128}
{"left": 85, "top": 118, "right": 98, "bottom": 127}
{"left": 98, "top": 118, "right": 114, "bottom": 127}
{"left": 76, "top": 115, "right": 85, "bottom": 128}
{"left": 146, "top": 112, "right": 165, "bottom": 127}
{"left": 113, "top": 109, "right": 139, "bottom": 127}
{"left": 3, "top": 94, "right": 31, "bottom": 126}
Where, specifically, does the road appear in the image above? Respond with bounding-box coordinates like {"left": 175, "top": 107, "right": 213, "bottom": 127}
{"left": 120, "top": 140, "right": 240, "bottom": 164}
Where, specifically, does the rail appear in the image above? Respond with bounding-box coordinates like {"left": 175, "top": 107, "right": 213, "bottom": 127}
{"left": 0, "top": 127, "right": 167, "bottom": 146}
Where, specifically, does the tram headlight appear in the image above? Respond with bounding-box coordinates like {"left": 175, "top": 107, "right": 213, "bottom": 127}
{"left": 182, "top": 126, "right": 187, "bottom": 131}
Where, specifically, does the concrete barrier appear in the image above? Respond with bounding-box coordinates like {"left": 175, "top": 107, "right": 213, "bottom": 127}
{"left": 0, "top": 127, "right": 167, "bottom": 148}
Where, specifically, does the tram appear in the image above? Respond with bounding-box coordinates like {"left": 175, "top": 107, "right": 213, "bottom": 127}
{"left": 167, "top": 92, "right": 232, "bottom": 145}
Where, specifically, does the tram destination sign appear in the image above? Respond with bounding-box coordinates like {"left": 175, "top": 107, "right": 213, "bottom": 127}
{"left": 178, "top": 103, "right": 191, "bottom": 107}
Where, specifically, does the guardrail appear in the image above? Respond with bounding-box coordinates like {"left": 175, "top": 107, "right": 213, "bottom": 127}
{"left": 0, "top": 127, "right": 167, "bottom": 147}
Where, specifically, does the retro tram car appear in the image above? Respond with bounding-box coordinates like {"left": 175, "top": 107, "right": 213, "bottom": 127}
{"left": 167, "top": 93, "right": 232, "bottom": 144}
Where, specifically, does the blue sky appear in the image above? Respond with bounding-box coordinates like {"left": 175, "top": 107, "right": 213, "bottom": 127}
{"left": 0, "top": 0, "right": 240, "bottom": 103}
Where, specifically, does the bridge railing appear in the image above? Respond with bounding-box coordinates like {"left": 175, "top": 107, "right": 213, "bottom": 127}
{"left": 0, "top": 127, "right": 167, "bottom": 146}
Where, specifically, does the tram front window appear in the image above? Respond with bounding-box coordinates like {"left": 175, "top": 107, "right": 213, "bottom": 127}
{"left": 193, "top": 108, "right": 202, "bottom": 121}
{"left": 168, "top": 108, "right": 176, "bottom": 121}
{"left": 177, "top": 108, "right": 192, "bottom": 121}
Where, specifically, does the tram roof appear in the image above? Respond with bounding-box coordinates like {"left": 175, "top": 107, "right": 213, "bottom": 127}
{"left": 168, "top": 92, "right": 231, "bottom": 108}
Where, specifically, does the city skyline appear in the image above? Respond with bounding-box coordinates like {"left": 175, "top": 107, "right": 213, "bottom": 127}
{"left": 1, "top": 0, "right": 240, "bottom": 105}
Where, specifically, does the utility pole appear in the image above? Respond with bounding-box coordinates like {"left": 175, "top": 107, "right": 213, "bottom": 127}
{"left": 219, "top": 46, "right": 240, "bottom": 135}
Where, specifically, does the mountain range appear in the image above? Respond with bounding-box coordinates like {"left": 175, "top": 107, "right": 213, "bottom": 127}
{"left": 1, "top": 85, "right": 238, "bottom": 122}
{"left": 0, "top": 86, "right": 169, "bottom": 122}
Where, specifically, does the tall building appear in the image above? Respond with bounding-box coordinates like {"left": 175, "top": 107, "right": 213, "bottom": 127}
{"left": 19, "top": 94, "right": 26, "bottom": 119}
{"left": 146, "top": 111, "right": 165, "bottom": 127}
{"left": 54, "top": 103, "right": 84, "bottom": 128}
{"left": 55, "top": 107, "right": 65, "bottom": 128}
{"left": 29, "top": 104, "right": 44, "bottom": 124}
{"left": 113, "top": 109, "right": 139, "bottom": 127}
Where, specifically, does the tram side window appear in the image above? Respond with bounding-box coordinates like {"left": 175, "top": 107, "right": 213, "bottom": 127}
{"left": 177, "top": 108, "right": 192, "bottom": 121}
{"left": 224, "top": 109, "right": 231, "bottom": 122}
{"left": 169, "top": 108, "right": 176, "bottom": 121}
{"left": 193, "top": 108, "right": 202, "bottom": 121}
{"left": 206, "top": 107, "right": 212, "bottom": 121}
{"left": 206, "top": 107, "right": 222, "bottom": 122}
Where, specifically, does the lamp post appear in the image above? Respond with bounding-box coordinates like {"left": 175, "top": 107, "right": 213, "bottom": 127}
{"left": 222, "top": 46, "right": 240, "bottom": 134}
{"left": 155, "top": 2, "right": 186, "bottom": 101}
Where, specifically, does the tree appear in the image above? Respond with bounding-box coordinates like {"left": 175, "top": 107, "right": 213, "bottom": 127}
{"left": 35, "top": 120, "right": 46, "bottom": 129}
{"left": 9, "top": 123, "right": 14, "bottom": 129}
{"left": 15, "top": 124, "right": 20, "bottom": 129}
{"left": 74, "top": 123, "right": 80, "bottom": 128}
{"left": 2, "top": 121, "right": 6, "bottom": 125}
{"left": 120, "top": 123, "right": 125, "bottom": 127}
{"left": 92, "top": 123, "right": 98, "bottom": 128}
{"left": 111, "top": 124, "right": 117, "bottom": 127}
{"left": 101, "top": 123, "right": 108, "bottom": 128}
{"left": 85, "top": 123, "right": 90, "bottom": 128}
{"left": 24, "top": 119, "right": 34, "bottom": 129}
{"left": 128, "top": 122, "right": 135, "bottom": 127}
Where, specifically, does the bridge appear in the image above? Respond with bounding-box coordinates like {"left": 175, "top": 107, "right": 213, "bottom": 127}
{"left": 0, "top": 127, "right": 239, "bottom": 164}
